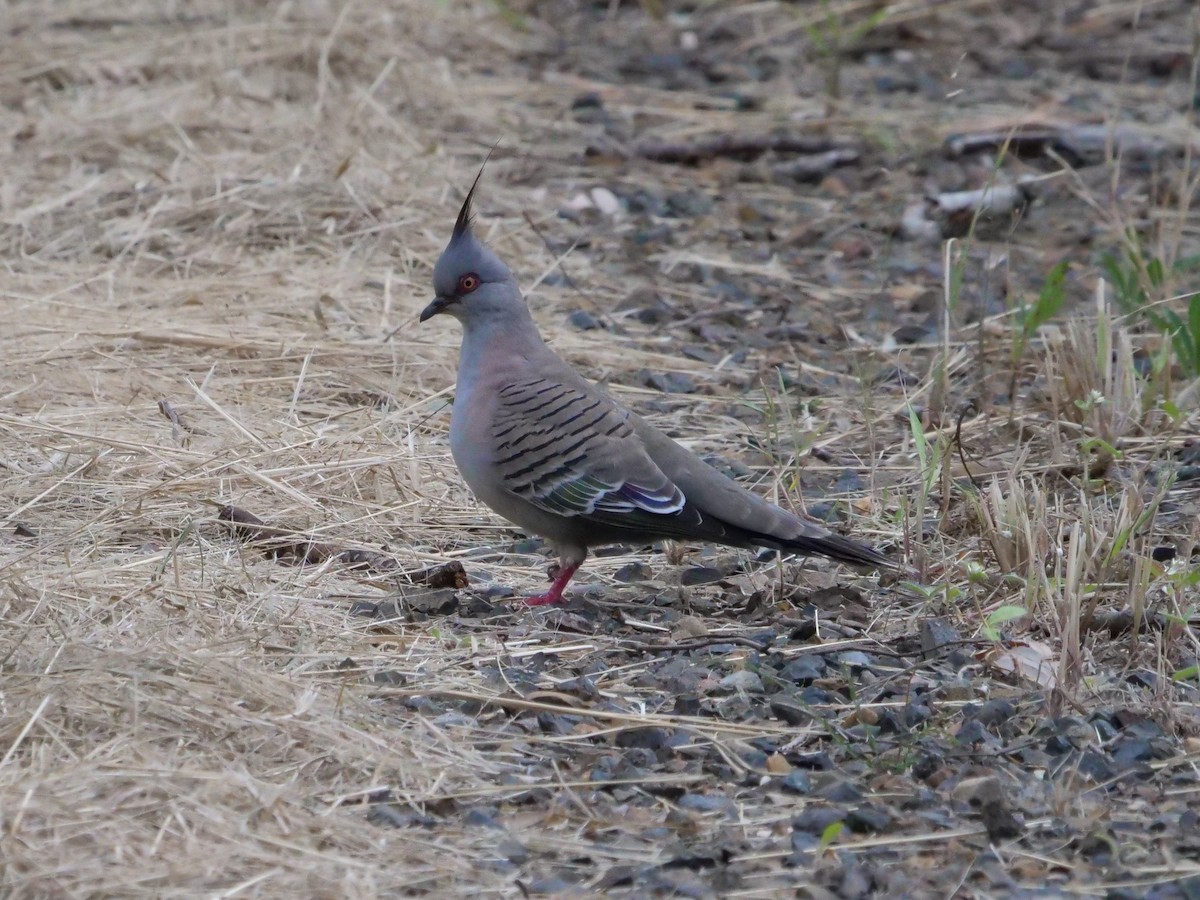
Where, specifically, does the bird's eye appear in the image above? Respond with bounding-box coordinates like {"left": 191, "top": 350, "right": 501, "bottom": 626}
{"left": 457, "top": 273, "right": 480, "bottom": 294}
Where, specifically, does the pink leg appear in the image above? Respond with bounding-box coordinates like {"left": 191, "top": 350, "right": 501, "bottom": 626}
{"left": 523, "top": 562, "right": 581, "bottom": 607}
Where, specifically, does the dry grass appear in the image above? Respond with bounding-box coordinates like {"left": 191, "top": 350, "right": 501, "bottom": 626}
{"left": 0, "top": 2, "right": 575, "bottom": 893}
{"left": 3, "top": 0, "right": 1200, "bottom": 895}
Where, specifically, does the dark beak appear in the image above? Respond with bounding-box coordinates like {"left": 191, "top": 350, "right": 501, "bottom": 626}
{"left": 419, "top": 295, "right": 453, "bottom": 323}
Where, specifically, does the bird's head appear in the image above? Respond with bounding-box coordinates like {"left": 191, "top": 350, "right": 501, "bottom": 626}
{"left": 420, "top": 165, "right": 520, "bottom": 326}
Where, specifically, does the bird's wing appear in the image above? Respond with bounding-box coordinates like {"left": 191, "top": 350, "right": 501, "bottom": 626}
{"left": 491, "top": 373, "right": 890, "bottom": 567}
{"left": 631, "top": 415, "right": 892, "bottom": 567}
{"left": 491, "top": 375, "right": 690, "bottom": 524}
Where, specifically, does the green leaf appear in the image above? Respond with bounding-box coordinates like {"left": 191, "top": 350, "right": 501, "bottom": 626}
{"left": 1170, "top": 316, "right": 1197, "bottom": 373}
{"left": 1187, "top": 296, "right": 1200, "bottom": 375}
{"left": 987, "top": 604, "right": 1029, "bottom": 627}
{"left": 818, "top": 820, "right": 845, "bottom": 854}
{"left": 907, "top": 405, "right": 929, "bottom": 472}
{"left": 1020, "top": 261, "right": 1069, "bottom": 337}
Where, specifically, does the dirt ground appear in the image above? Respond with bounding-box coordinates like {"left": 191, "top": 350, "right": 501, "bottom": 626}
{"left": 2, "top": 0, "right": 1200, "bottom": 896}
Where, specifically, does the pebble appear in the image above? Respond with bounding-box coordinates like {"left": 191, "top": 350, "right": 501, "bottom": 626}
{"left": 968, "top": 699, "right": 1015, "bottom": 727}
{"left": 677, "top": 793, "right": 735, "bottom": 816}
{"left": 463, "top": 807, "right": 503, "bottom": 829}
{"left": 792, "top": 806, "right": 847, "bottom": 835}
{"left": 567, "top": 309, "right": 602, "bottom": 330}
{"left": 819, "top": 779, "right": 864, "bottom": 803}
{"left": 845, "top": 803, "right": 893, "bottom": 833}
{"left": 613, "top": 561, "right": 654, "bottom": 582}
{"left": 365, "top": 804, "right": 436, "bottom": 829}
{"left": 835, "top": 650, "right": 874, "bottom": 671}
{"left": 718, "top": 670, "right": 765, "bottom": 693}
{"left": 636, "top": 369, "right": 697, "bottom": 394}
{"left": 616, "top": 726, "right": 672, "bottom": 751}
{"left": 780, "top": 655, "right": 826, "bottom": 684}
{"left": 781, "top": 770, "right": 813, "bottom": 794}
{"left": 679, "top": 565, "right": 724, "bottom": 586}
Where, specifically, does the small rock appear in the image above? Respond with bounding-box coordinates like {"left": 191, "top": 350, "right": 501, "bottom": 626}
{"left": 677, "top": 793, "right": 734, "bottom": 814}
{"left": 835, "top": 650, "right": 874, "bottom": 671}
{"left": 919, "top": 618, "right": 960, "bottom": 655}
{"left": 792, "top": 807, "right": 846, "bottom": 835}
{"left": 791, "top": 750, "right": 835, "bottom": 770}
{"left": 1111, "top": 737, "right": 1157, "bottom": 769}
{"left": 673, "top": 695, "right": 703, "bottom": 717}
{"left": 952, "top": 775, "right": 1004, "bottom": 807}
{"left": 953, "top": 776, "right": 1023, "bottom": 840}
{"left": 980, "top": 799, "right": 1023, "bottom": 841}
{"left": 843, "top": 706, "right": 879, "bottom": 728}
{"left": 781, "top": 770, "right": 813, "bottom": 794}
{"left": 790, "top": 830, "right": 819, "bottom": 853}
{"left": 769, "top": 698, "right": 811, "bottom": 727}
{"left": 700, "top": 454, "right": 753, "bottom": 479}
{"left": 968, "top": 699, "right": 1015, "bottom": 728}
{"left": 956, "top": 719, "right": 992, "bottom": 747}
{"left": 526, "top": 876, "right": 575, "bottom": 894}
{"left": 740, "top": 748, "right": 770, "bottom": 770}
{"left": 567, "top": 309, "right": 602, "bottom": 330}
{"left": 619, "top": 748, "right": 657, "bottom": 772}
{"left": 510, "top": 536, "right": 545, "bottom": 553}
{"left": 670, "top": 615, "right": 708, "bottom": 639}
{"left": 680, "top": 565, "right": 724, "bottom": 586}
{"left": 904, "top": 701, "right": 933, "bottom": 727}
{"left": 819, "top": 780, "right": 863, "bottom": 803}
{"left": 613, "top": 561, "right": 654, "bottom": 583}
{"left": 616, "top": 726, "right": 672, "bottom": 751}
{"left": 1075, "top": 748, "right": 1116, "bottom": 782}
{"left": 845, "top": 804, "right": 892, "bottom": 834}
{"left": 558, "top": 675, "right": 601, "bottom": 700}
{"left": 571, "top": 91, "right": 603, "bottom": 110}
{"left": 463, "top": 807, "right": 503, "bottom": 829}
{"left": 366, "top": 804, "right": 436, "bottom": 829}
{"left": 400, "top": 588, "right": 459, "bottom": 615}
{"left": 636, "top": 369, "right": 697, "bottom": 394}
{"left": 589, "top": 187, "right": 622, "bottom": 216}
{"left": 535, "top": 712, "right": 576, "bottom": 735}
{"left": 766, "top": 753, "right": 792, "bottom": 774}
{"left": 596, "top": 865, "right": 637, "bottom": 889}
{"left": 665, "top": 190, "right": 713, "bottom": 218}
{"left": 719, "top": 670, "right": 764, "bottom": 693}
{"left": 892, "top": 323, "right": 934, "bottom": 344}
{"left": 839, "top": 863, "right": 873, "bottom": 899}
{"left": 403, "top": 696, "right": 441, "bottom": 715}
{"left": 780, "top": 655, "right": 826, "bottom": 684}
{"left": 371, "top": 670, "right": 406, "bottom": 687}
{"left": 497, "top": 838, "right": 529, "bottom": 865}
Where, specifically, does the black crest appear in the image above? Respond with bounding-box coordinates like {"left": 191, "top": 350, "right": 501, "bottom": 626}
{"left": 451, "top": 145, "right": 499, "bottom": 242}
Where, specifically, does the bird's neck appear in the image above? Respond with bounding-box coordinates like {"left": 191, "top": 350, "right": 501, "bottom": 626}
{"left": 457, "top": 303, "right": 547, "bottom": 385}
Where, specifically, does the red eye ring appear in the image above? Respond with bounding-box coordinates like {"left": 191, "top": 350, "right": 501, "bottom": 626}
{"left": 458, "top": 273, "right": 480, "bottom": 294}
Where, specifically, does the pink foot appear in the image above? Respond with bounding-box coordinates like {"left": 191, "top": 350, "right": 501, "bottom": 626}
{"left": 520, "top": 562, "right": 580, "bottom": 607}
{"left": 523, "top": 592, "right": 567, "bottom": 607}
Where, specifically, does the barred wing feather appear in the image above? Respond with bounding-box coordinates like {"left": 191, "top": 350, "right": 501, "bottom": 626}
{"left": 492, "top": 377, "right": 685, "bottom": 520}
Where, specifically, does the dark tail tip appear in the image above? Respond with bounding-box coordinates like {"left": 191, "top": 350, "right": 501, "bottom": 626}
{"left": 787, "top": 532, "right": 896, "bottom": 570}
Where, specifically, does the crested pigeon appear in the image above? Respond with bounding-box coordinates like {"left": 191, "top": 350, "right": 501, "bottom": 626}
{"left": 419, "top": 171, "right": 893, "bottom": 605}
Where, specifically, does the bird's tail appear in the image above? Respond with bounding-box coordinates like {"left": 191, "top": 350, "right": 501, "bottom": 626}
{"left": 776, "top": 530, "right": 896, "bottom": 570}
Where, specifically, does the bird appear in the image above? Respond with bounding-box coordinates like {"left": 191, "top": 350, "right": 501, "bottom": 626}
{"left": 419, "top": 168, "right": 894, "bottom": 605}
